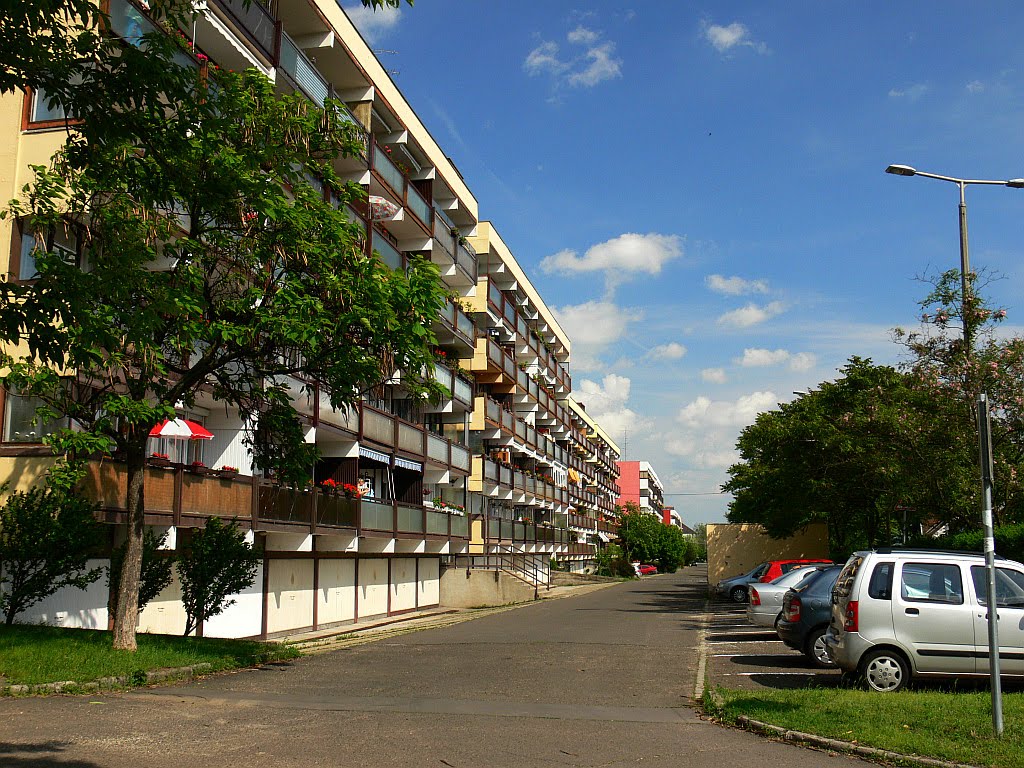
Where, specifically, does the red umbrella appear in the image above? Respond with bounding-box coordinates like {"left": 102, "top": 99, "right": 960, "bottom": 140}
{"left": 149, "top": 418, "right": 214, "bottom": 440}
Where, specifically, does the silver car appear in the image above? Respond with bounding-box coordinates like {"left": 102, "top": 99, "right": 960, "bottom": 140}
{"left": 747, "top": 565, "right": 830, "bottom": 627}
{"left": 827, "top": 548, "right": 1024, "bottom": 692}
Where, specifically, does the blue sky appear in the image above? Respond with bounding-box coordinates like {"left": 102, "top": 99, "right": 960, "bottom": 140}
{"left": 343, "top": 2, "right": 1024, "bottom": 526}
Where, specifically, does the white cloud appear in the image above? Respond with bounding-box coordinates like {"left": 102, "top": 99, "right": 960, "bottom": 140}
{"left": 716, "top": 301, "right": 785, "bottom": 328}
{"left": 706, "top": 274, "right": 768, "bottom": 296}
{"left": 524, "top": 41, "right": 567, "bottom": 77}
{"left": 735, "top": 348, "right": 818, "bottom": 371}
{"left": 541, "top": 233, "right": 683, "bottom": 290}
{"left": 524, "top": 27, "right": 623, "bottom": 89}
{"left": 966, "top": 80, "right": 985, "bottom": 93}
{"left": 575, "top": 375, "right": 653, "bottom": 446}
{"left": 677, "top": 391, "right": 779, "bottom": 429}
{"left": 344, "top": 3, "right": 402, "bottom": 43}
{"left": 646, "top": 342, "right": 687, "bottom": 361}
{"left": 701, "top": 367, "right": 728, "bottom": 384}
{"left": 568, "top": 41, "right": 622, "bottom": 86}
{"left": 567, "top": 26, "right": 600, "bottom": 45}
{"left": 704, "top": 21, "right": 769, "bottom": 55}
{"left": 888, "top": 83, "right": 929, "bottom": 100}
{"left": 552, "top": 300, "right": 643, "bottom": 371}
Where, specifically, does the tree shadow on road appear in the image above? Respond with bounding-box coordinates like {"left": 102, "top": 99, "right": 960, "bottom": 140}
{"left": 0, "top": 741, "right": 105, "bottom": 768}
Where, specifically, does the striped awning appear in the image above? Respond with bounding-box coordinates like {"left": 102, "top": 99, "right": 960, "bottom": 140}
{"left": 394, "top": 456, "right": 423, "bottom": 472}
{"left": 359, "top": 446, "right": 391, "bottom": 465}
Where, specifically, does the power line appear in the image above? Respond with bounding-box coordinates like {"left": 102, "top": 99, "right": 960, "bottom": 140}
{"left": 663, "top": 491, "right": 729, "bottom": 496}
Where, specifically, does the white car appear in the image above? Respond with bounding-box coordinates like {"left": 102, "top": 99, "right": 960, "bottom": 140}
{"left": 747, "top": 565, "right": 831, "bottom": 627}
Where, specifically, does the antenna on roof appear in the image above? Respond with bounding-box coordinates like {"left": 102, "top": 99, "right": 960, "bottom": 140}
{"left": 374, "top": 49, "right": 400, "bottom": 76}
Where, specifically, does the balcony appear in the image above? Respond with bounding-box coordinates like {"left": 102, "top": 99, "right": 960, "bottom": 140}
{"left": 78, "top": 459, "right": 469, "bottom": 539}
{"left": 432, "top": 299, "right": 475, "bottom": 354}
{"left": 278, "top": 30, "right": 329, "bottom": 107}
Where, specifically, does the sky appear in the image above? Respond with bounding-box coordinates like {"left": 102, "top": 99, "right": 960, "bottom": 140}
{"left": 342, "top": 1, "right": 1024, "bottom": 527}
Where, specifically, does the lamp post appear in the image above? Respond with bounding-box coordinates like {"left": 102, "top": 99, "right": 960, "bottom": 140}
{"left": 886, "top": 164, "right": 1024, "bottom": 738}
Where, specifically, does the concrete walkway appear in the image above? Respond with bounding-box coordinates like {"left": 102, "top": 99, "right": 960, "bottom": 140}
{"left": 0, "top": 568, "right": 869, "bottom": 767}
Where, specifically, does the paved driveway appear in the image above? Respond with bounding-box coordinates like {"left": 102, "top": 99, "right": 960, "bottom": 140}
{"left": 1, "top": 568, "right": 868, "bottom": 767}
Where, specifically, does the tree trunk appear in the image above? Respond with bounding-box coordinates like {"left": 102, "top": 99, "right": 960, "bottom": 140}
{"left": 112, "top": 434, "right": 147, "bottom": 651}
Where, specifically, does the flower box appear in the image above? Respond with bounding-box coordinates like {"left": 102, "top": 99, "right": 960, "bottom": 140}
{"left": 215, "top": 468, "right": 238, "bottom": 479}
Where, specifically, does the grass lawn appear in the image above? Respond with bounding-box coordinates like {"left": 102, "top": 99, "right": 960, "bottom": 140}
{"left": 0, "top": 624, "right": 299, "bottom": 688}
{"left": 712, "top": 685, "right": 1024, "bottom": 768}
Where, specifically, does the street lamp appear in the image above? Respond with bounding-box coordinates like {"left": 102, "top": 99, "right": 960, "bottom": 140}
{"left": 886, "top": 163, "right": 1024, "bottom": 738}
{"left": 885, "top": 164, "right": 1024, "bottom": 350}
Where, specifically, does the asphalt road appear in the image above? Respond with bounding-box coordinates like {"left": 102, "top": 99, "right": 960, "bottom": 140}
{"left": 1, "top": 568, "right": 869, "bottom": 768}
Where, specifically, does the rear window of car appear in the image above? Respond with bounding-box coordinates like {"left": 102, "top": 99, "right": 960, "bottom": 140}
{"left": 971, "top": 565, "right": 1024, "bottom": 607}
{"left": 803, "top": 567, "right": 841, "bottom": 596}
{"left": 833, "top": 555, "right": 863, "bottom": 600}
{"left": 868, "top": 562, "right": 894, "bottom": 600}
{"left": 901, "top": 562, "right": 964, "bottom": 604}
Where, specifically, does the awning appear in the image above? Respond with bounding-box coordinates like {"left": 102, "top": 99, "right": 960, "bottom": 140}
{"left": 149, "top": 418, "right": 213, "bottom": 440}
{"left": 597, "top": 531, "right": 611, "bottom": 543}
{"left": 394, "top": 456, "right": 423, "bottom": 472}
{"left": 567, "top": 468, "right": 580, "bottom": 484}
{"left": 359, "top": 446, "right": 391, "bottom": 465}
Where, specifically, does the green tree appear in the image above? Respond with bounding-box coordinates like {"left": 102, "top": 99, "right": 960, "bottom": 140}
{"left": 692, "top": 523, "right": 708, "bottom": 560}
{"left": 177, "top": 517, "right": 259, "bottom": 637}
{"left": 1, "top": 1, "right": 443, "bottom": 650}
{"left": 0, "top": 483, "right": 104, "bottom": 625}
{"left": 108, "top": 528, "right": 175, "bottom": 618}
{"left": 654, "top": 524, "right": 687, "bottom": 573}
{"left": 616, "top": 502, "right": 663, "bottom": 564}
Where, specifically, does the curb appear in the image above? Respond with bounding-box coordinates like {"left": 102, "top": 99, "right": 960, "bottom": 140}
{"left": 1, "top": 663, "right": 214, "bottom": 697}
{"left": 736, "top": 716, "right": 981, "bottom": 768}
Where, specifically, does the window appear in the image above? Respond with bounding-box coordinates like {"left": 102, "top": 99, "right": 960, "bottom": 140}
{"left": 17, "top": 223, "right": 78, "bottom": 281}
{"left": 868, "top": 562, "right": 894, "bottom": 600}
{"left": 29, "top": 87, "right": 68, "bottom": 124}
{"left": 901, "top": 562, "right": 963, "bottom": 604}
{"left": 3, "top": 392, "right": 69, "bottom": 444}
{"left": 971, "top": 566, "right": 1024, "bottom": 608}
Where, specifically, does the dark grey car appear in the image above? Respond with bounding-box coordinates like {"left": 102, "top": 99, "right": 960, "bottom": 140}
{"left": 777, "top": 565, "right": 842, "bottom": 667}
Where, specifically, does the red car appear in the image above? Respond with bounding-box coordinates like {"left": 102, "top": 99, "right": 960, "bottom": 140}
{"left": 758, "top": 559, "right": 832, "bottom": 583}
{"left": 637, "top": 564, "right": 658, "bottom": 576}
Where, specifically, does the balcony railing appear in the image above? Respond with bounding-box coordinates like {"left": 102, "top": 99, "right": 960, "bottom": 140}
{"left": 79, "top": 459, "right": 470, "bottom": 538}
{"left": 208, "top": 0, "right": 276, "bottom": 60}
{"left": 371, "top": 230, "right": 403, "bottom": 271}
{"left": 278, "top": 31, "right": 329, "bottom": 107}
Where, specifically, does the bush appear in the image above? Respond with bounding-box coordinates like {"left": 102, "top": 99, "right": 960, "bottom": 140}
{"left": 0, "top": 485, "right": 104, "bottom": 625}
{"left": 911, "top": 522, "right": 1024, "bottom": 563}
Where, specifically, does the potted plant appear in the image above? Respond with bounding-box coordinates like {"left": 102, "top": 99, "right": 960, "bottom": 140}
{"left": 216, "top": 465, "right": 239, "bottom": 479}
{"left": 320, "top": 478, "right": 338, "bottom": 496}
{"left": 148, "top": 452, "right": 171, "bottom": 468}
{"left": 188, "top": 460, "right": 211, "bottom": 476}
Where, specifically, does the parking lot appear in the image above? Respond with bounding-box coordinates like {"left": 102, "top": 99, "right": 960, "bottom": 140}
{"left": 704, "top": 601, "right": 841, "bottom": 691}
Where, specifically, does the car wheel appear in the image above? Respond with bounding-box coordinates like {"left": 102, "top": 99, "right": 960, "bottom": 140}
{"left": 804, "top": 627, "right": 835, "bottom": 668}
{"left": 861, "top": 648, "right": 910, "bottom": 693}
{"left": 730, "top": 585, "right": 747, "bottom": 603}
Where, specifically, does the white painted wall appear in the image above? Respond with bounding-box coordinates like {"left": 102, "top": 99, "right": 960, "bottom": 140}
{"left": 138, "top": 571, "right": 187, "bottom": 635}
{"left": 10, "top": 558, "right": 109, "bottom": 629}
{"left": 418, "top": 557, "right": 440, "bottom": 607}
{"left": 203, "top": 563, "right": 264, "bottom": 638}
{"left": 358, "top": 558, "right": 388, "bottom": 618}
{"left": 390, "top": 558, "right": 416, "bottom": 612}
{"left": 317, "top": 558, "right": 355, "bottom": 625}
{"left": 266, "top": 559, "right": 314, "bottom": 634}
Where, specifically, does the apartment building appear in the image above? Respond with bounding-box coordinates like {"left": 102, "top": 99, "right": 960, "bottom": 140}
{"left": 615, "top": 461, "right": 665, "bottom": 518}
{"left": 0, "top": 0, "right": 619, "bottom": 635}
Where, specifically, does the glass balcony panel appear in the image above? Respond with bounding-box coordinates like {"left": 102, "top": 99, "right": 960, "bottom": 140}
{"left": 433, "top": 363, "right": 454, "bottom": 392}
{"left": 451, "top": 515, "right": 469, "bottom": 538}
{"left": 397, "top": 421, "right": 422, "bottom": 454}
{"left": 455, "top": 240, "right": 477, "bottom": 282}
{"left": 455, "top": 308, "right": 476, "bottom": 341}
{"left": 371, "top": 230, "right": 403, "bottom": 271}
{"left": 406, "top": 183, "right": 431, "bottom": 227}
{"left": 488, "top": 281, "right": 502, "bottom": 309}
{"left": 502, "top": 302, "right": 516, "bottom": 326}
{"left": 344, "top": 205, "right": 367, "bottom": 241}
{"left": 362, "top": 406, "right": 395, "bottom": 446}
{"left": 438, "top": 299, "right": 456, "bottom": 327}
{"left": 373, "top": 144, "right": 405, "bottom": 195}
{"left": 513, "top": 522, "right": 525, "bottom": 540}
{"left": 427, "top": 433, "right": 448, "bottom": 463}
{"left": 485, "top": 398, "right": 499, "bottom": 422}
{"left": 488, "top": 519, "right": 500, "bottom": 538}
{"left": 279, "top": 33, "right": 328, "bottom": 107}
{"left": 318, "top": 495, "right": 359, "bottom": 527}
{"left": 361, "top": 500, "right": 393, "bottom": 531}
{"left": 499, "top": 465, "right": 512, "bottom": 486}
{"left": 397, "top": 504, "right": 423, "bottom": 533}
{"left": 432, "top": 215, "right": 455, "bottom": 257}
{"left": 451, "top": 444, "right": 470, "bottom": 471}
{"left": 484, "top": 459, "right": 498, "bottom": 483}
{"left": 210, "top": 0, "right": 276, "bottom": 59}
{"left": 453, "top": 376, "right": 473, "bottom": 404}
{"left": 426, "top": 509, "right": 448, "bottom": 535}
